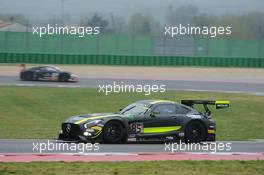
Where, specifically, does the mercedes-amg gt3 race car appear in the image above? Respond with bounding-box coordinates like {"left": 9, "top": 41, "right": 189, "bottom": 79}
{"left": 20, "top": 65, "right": 78, "bottom": 82}
{"left": 58, "top": 100, "right": 229, "bottom": 143}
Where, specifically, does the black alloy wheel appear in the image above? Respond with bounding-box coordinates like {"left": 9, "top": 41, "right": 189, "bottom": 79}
{"left": 184, "top": 121, "right": 206, "bottom": 143}
{"left": 103, "top": 121, "right": 125, "bottom": 144}
{"left": 24, "top": 72, "right": 34, "bottom": 81}
{"left": 59, "top": 72, "right": 70, "bottom": 82}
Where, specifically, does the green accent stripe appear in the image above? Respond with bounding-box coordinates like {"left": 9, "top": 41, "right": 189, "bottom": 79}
{"left": 91, "top": 131, "right": 102, "bottom": 139}
{"left": 74, "top": 115, "right": 117, "bottom": 124}
{"left": 143, "top": 126, "right": 181, "bottom": 133}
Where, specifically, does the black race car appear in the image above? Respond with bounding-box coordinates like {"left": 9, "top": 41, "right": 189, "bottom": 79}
{"left": 20, "top": 65, "right": 78, "bottom": 82}
{"left": 58, "top": 100, "right": 229, "bottom": 143}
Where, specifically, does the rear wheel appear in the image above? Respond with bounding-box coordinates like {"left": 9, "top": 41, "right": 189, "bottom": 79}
{"left": 184, "top": 121, "right": 206, "bottom": 143}
{"left": 22, "top": 72, "right": 34, "bottom": 81}
{"left": 103, "top": 121, "right": 126, "bottom": 144}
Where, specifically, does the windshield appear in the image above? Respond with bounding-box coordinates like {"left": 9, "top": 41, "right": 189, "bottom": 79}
{"left": 48, "top": 66, "right": 62, "bottom": 72}
{"left": 120, "top": 103, "right": 149, "bottom": 115}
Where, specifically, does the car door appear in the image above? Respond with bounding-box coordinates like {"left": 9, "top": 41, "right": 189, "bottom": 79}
{"left": 31, "top": 67, "right": 41, "bottom": 80}
{"left": 173, "top": 104, "right": 191, "bottom": 125}
{"left": 39, "top": 67, "right": 59, "bottom": 81}
{"left": 142, "top": 104, "right": 180, "bottom": 134}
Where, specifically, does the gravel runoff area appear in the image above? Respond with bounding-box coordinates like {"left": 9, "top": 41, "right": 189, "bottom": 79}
{"left": 0, "top": 64, "right": 264, "bottom": 84}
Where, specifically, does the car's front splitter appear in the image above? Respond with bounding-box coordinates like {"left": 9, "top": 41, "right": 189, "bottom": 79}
{"left": 58, "top": 133, "right": 102, "bottom": 143}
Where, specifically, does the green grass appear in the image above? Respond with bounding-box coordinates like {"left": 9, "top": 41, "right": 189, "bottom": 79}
{"left": 0, "top": 161, "right": 264, "bottom": 175}
{"left": 0, "top": 86, "right": 264, "bottom": 140}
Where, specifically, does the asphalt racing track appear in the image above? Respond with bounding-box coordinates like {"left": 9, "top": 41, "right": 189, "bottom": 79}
{"left": 0, "top": 72, "right": 264, "bottom": 161}
{"left": 0, "top": 140, "right": 264, "bottom": 162}
{"left": 0, "top": 76, "right": 264, "bottom": 95}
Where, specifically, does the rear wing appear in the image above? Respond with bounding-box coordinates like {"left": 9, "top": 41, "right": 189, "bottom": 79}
{"left": 181, "top": 100, "right": 230, "bottom": 109}
{"left": 181, "top": 100, "right": 230, "bottom": 117}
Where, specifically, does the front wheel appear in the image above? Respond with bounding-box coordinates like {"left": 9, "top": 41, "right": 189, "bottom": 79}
{"left": 184, "top": 121, "right": 206, "bottom": 143}
{"left": 59, "top": 72, "right": 70, "bottom": 82}
{"left": 103, "top": 121, "right": 126, "bottom": 144}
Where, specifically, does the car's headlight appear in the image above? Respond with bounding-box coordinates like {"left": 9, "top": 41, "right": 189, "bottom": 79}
{"left": 84, "top": 120, "right": 102, "bottom": 128}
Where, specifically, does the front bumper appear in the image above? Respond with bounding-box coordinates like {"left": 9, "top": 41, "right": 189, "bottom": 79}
{"left": 68, "top": 75, "right": 79, "bottom": 82}
{"left": 58, "top": 123, "right": 103, "bottom": 142}
{"left": 58, "top": 133, "right": 98, "bottom": 142}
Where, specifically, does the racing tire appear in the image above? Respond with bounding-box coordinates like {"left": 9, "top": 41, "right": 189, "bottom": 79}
{"left": 184, "top": 121, "right": 206, "bottom": 143}
{"left": 22, "top": 71, "right": 34, "bottom": 81}
{"left": 59, "top": 72, "right": 70, "bottom": 82}
{"left": 102, "top": 121, "right": 126, "bottom": 144}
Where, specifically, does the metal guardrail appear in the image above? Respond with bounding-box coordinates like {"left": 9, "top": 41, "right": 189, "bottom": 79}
{"left": 0, "top": 53, "right": 263, "bottom": 68}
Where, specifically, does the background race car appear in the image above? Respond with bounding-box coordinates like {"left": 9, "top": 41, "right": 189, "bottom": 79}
{"left": 20, "top": 65, "right": 79, "bottom": 82}
{"left": 58, "top": 99, "right": 230, "bottom": 143}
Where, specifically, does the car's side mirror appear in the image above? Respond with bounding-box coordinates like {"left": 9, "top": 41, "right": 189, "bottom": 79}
{"left": 150, "top": 111, "right": 159, "bottom": 117}
{"left": 150, "top": 113, "right": 155, "bottom": 117}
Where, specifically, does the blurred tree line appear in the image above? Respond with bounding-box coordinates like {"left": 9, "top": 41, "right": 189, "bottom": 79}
{"left": 0, "top": 4, "right": 263, "bottom": 40}
{"left": 77, "top": 5, "right": 264, "bottom": 40}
